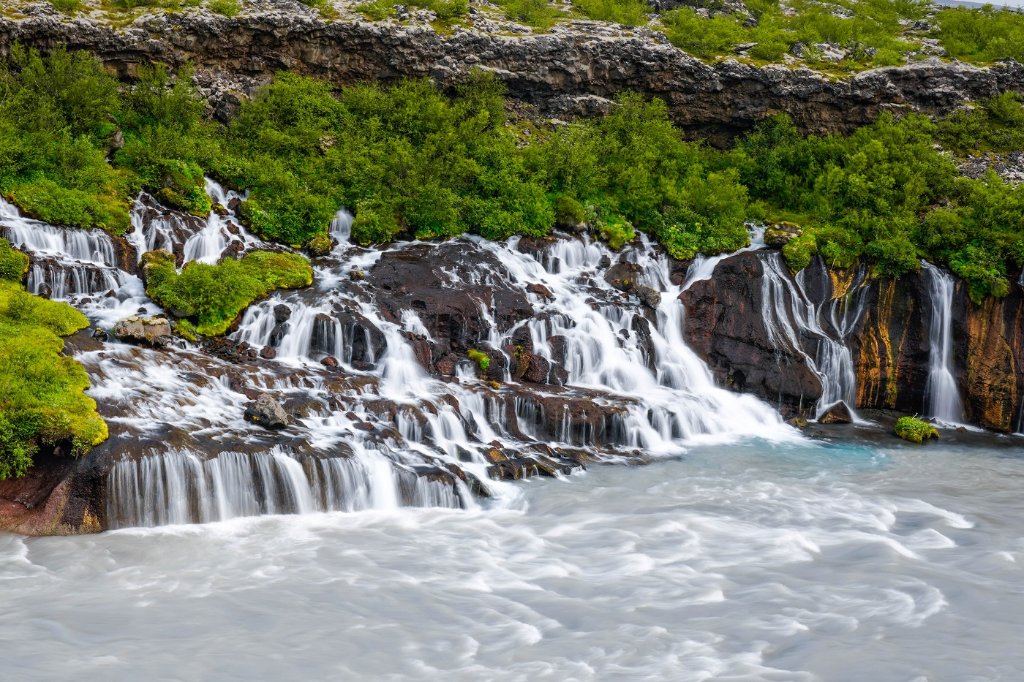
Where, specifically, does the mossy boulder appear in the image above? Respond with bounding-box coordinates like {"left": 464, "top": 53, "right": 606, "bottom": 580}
{"left": 894, "top": 416, "right": 940, "bottom": 443}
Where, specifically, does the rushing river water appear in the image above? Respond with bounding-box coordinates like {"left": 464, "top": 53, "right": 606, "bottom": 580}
{"left": 3, "top": 436, "right": 1023, "bottom": 681}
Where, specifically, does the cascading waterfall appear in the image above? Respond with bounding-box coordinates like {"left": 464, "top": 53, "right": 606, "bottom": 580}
{"left": 922, "top": 262, "right": 964, "bottom": 424}
{"left": 107, "top": 447, "right": 462, "bottom": 528}
{"left": 5, "top": 186, "right": 805, "bottom": 529}
{"left": 759, "top": 252, "right": 867, "bottom": 418}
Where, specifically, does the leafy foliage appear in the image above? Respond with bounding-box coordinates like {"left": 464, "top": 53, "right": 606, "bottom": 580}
{"left": 661, "top": 0, "right": 926, "bottom": 68}
{"left": 142, "top": 250, "right": 313, "bottom": 335}
{"left": 935, "top": 6, "right": 1024, "bottom": 63}
{"left": 894, "top": 415, "right": 939, "bottom": 443}
{"left": 0, "top": 281, "right": 106, "bottom": 479}
{"left": 572, "top": 0, "right": 649, "bottom": 26}
{"left": 0, "top": 238, "right": 30, "bottom": 282}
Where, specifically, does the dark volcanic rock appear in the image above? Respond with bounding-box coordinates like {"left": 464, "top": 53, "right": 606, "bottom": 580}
{"left": 680, "top": 251, "right": 823, "bottom": 417}
{"left": 366, "top": 241, "right": 533, "bottom": 362}
{"left": 818, "top": 401, "right": 853, "bottom": 424}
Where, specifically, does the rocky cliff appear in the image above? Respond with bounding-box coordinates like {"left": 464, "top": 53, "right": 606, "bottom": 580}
{"left": 2, "top": 9, "right": 1024, "bottom": 138}
{"left": 682, "top": 250, "right": 1024, "bottom": 432}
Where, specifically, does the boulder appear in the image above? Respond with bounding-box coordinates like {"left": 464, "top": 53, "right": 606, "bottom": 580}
{"left": 764, "top": 221, "right": 802, "bottom": 247}
{"left": 111, "top": 315, "right": 173, "bottom": 347}
{"left": 818, "top": 401, "right": 853, "bottom": 424}
{"left": 273, "top": 303, "right": 292, "bottom": 323}
{"left": 243, "top": 394, "right": 289, "bottom": 429}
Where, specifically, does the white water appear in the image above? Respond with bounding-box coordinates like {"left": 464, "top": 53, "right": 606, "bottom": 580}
{"left": 4, "top": 440, "right": 1024, "bottom": 680}
{"left": 922, "top": 262, "right": 964, "bottom": 424}
{"left": 760, "top": 252, "right": 868, "bottom": 419}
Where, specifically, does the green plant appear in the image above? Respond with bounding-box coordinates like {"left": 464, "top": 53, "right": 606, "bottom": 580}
{"left": 894, "top": 416, "right": 939, "bottom": 443}
{"left": 208, "top": 0, "right": 241, "bottom": 16}
{"left": 142, "top": 250, "right": 313, "bottom": 335}
{"left": 0, "top": 239, "right": 29, "bottom": 282}
{"left": 0, "top": 281, "right": 107, "bottom": 479}
{"left": 493, "top": 0, "right": 566, "bottom": 28}
{"left": 573, "top": 0, "right": 648, "bottom": 26}
{"left": 50, "top": 0, "right": 82, "bottom": 12}
{"left": 467, "top": 348, "right": 491, "bottom": 373}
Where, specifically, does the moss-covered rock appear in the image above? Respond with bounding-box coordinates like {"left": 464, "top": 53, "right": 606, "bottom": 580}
{"left": 894, "top": 416, "right": 940, "bottom": 443}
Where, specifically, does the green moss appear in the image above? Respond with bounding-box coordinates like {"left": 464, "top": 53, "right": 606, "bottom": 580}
{"left": 0, "top": 239, "right": 29, "bottom": 282}
{"left": 467, "top": 348, "right": 491, "bottom": 373}
{"left": 894, "top": 416, "right": 939, "bottom": 444}
{"left": 554, "top": 195, "right": 586, "bottom": 226}
{"left": 208, "top": 0, "right": 240, "bottom": 16}
{"left": 0, "top": 281, "right": 106, "bottom": 479}
{"left": 142, "top": 250, "right": 313, "bottom": 336}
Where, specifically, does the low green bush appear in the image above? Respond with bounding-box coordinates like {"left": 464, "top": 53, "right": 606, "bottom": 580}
{"left": 142, "top": 250, "right": 313, "bottom": 335}
{"left": 0, "top": 281, "right": 107, "bottom": 479}
{"left": 894, "top": 416, "right": 939, "bottom": 443}
{"left": 573, "top": 0, "right": 649, "bottom": 26}
{"left": 935, "top": 6, "right": 1024, "bottom": 63}
{"left": 0, "top": 239, "right": 29, "bottom": 282}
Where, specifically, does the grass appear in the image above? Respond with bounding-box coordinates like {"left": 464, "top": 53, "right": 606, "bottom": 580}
{"left": 141, "top": 250, "right": 313, "bottom": 335}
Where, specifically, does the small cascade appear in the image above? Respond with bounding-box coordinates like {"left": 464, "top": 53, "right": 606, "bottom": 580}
{"left": 759, "top": 252, "right": 868, "bottom": 419}
{"left": 683, "top": 223, "right": 766, "bottom": 289}
{"left": 0, "top": 197, "right": 118, "bottom": 267}
{"left": 127, "top": 178, "right": 265, "bottom": 265}
{"left": 106, "top": 448, "right": 463, "bottom": 528}
{"left": 922, "top": 262, "right": 964, "bottom": 423}
{"left": 330, "top": 208, "right": 353, "bottom": 245}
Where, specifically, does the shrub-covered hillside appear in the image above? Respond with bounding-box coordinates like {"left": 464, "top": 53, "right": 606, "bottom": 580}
{"left": 1, "top": 48, "right": 1023, "bottom": 299}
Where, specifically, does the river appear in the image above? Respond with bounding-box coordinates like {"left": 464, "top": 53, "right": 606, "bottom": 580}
{"left": 3, "top": 436, "right": 1023, "bottom": 681}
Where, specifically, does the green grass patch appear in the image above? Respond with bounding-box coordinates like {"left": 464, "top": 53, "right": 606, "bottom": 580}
{"left": 573, "top": 0, "right": 649, "bottom": 26}
{"left": 935, "top": 5, "right": 1024, "bottom": 63}
{"left": 493, "top": 0, "right": 567, "bottom": 29}
{"left": 0, "top": 280, "right": 107, "bottom": 480}
{"left": 141, "top": 250, "right": 313, "bottom": 336}
{"left": 894, "top": 415, "right": 939, "bottom": 443}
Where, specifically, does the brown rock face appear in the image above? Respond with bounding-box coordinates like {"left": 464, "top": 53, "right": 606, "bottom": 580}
{"left": 962, "top": 285, "right": 1024, "bottom": 432}
{"left": 1, "top": 13, "right": 1022, "bottom": 139}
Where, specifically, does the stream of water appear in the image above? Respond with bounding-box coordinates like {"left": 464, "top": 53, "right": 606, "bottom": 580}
{"left": 3, "top": 438, "right": 1023, "bottom": 681}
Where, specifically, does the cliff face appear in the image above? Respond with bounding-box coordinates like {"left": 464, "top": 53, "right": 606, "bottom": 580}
{"left": 683, "top": 251, "right": 1024, "bottom": 432}
{"left": 2, "top": 11, "right": 1023, "bottom": 137}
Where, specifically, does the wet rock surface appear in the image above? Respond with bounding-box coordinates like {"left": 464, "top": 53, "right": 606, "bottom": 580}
{"left": 244, "top": 394, "right": 290, "bottom": 429}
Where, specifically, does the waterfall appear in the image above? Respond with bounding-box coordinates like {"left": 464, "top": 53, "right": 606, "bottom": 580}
{"left": 6, "top": 187, "right": 806, "bottom": 530}
{"left": 922, "top": 262, "right": 964, "bottom": 424}
{"left": 106, "top": 448, "right": 463, "bottom": 528}
{"left": 759, "top": 253, "right": 866, "bottom": 419}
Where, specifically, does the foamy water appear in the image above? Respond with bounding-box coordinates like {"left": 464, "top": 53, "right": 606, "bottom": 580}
{"left": 2, "top": 439, "right": 1023, "bottom": 681}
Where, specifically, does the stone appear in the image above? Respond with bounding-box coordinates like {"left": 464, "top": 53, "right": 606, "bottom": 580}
{"left": 321, "top": 355, "right": 339, "bottom": 368}
{"left": 633, "top": 285, "right": 661, "bottom": 309}
{"left": 244, "top": 394, "right": 289, "bottom": 429}
{"left": 259, "top": 346, "right": 277, "bottom": 360}
{"left": 818, "top": 401, "right": 853, "bottom": 424}
{"left": 526, "top": 282, "right": 554, "bottom": 300}
{"left": 764, "top": 221, "right": 802, "bottom": 247}
{"left": 111, "top": 315, "right": 172, "bottom": 347}
{"left": 273, "top": 303, "right": 292, "bottom": 323}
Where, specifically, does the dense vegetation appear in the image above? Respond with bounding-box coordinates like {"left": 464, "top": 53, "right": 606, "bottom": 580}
{"left": 0, "top": 239, "right": 107, "bottom": 480}
{"left": 894, "top": 415, "right": 939, "bottom": 443}
{"left": 141, "top": 250, "right": 313, "bottom": 335}
{"left": 1, "top": 49, "right": 1023, "bottom": 301}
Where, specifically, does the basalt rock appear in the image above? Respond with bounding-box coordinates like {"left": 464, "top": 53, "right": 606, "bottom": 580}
{"left": 818, "top": 401, "right": 853, "bottom": 424}
{"left": 680, "top": 251, "right": 823, "bottom": 417}
{"left": 2, "top": 12, "right": 1022, "bottom": 141}
{"left": 366, "top": 241, "right": 533, "bottom": 359}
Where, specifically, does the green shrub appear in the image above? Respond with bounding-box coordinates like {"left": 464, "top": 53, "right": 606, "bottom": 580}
{"left": 50, "top": 0, "right": 82, "bottom": 12}
{"left": 208, "top": 0, "right": 241, "bottom": 15}
{"left": 894, "top": 416, "right": 939, "bottom": 443}
{"left": 935, "top": 6, "right": 1024, "bottom": 63}
{"left": 0, "top": 281, "right": 106, "bottom": 479}
{"left": 493, "top": 0, "right": 566, "bottom": 28}
{"left": 573, "top": 0, "right": 648, "bottom": 26}
{"left": 0, "top": 239, "right": 29, "bottom": 282}
{"left": 142, "top": 250, "right": 313, "bottom": 336}
{"left": 554, "top": 195, "right": 586, "bottom": 226}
